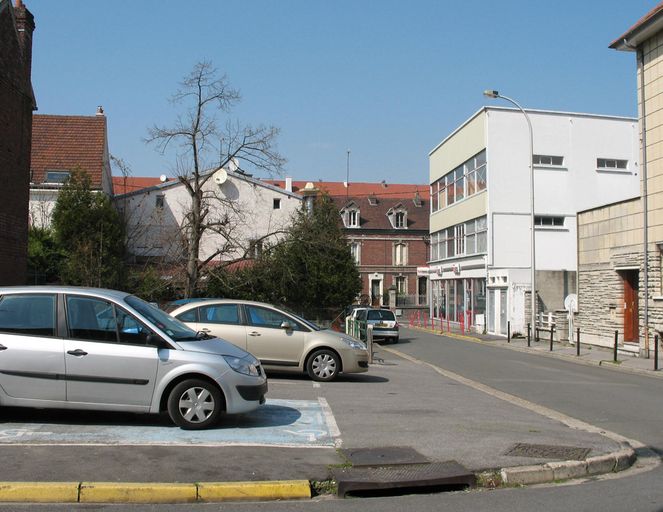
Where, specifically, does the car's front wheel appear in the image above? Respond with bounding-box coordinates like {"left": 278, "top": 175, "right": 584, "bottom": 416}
{"left": 167, "top": 379, "right": 223, "bottom": 430}
{"left": 307, "top": 349, "right": 340, "bottom": 382}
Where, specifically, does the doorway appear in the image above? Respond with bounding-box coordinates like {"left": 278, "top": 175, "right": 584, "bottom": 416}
{"left": 371, "top": 279, "right": 381, "bottom": 307}
{"left": 621, "top": 270, "right": 639, "bottom": 342}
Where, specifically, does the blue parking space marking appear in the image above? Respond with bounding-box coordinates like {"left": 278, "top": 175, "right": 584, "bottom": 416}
{"left": 0, "top": 399, "right": 339, "bottom": 448}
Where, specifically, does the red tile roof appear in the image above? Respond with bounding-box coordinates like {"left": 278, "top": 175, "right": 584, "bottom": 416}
{"left": 31, "top": 114, "right": 108, "bottom": 189}
{"left": 112, "top": 176, "right": 164, "bottom": 195}
{"left": 266, "top": 180, "right": 430, "bottom": 200}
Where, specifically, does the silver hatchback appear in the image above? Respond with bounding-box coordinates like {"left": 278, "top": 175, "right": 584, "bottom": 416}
{"left": 0, "top": 287, "right": 267, "bottom": 430}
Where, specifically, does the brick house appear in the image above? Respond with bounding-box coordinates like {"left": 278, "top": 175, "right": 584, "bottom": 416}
{"left": 29, "top": 108, "right": 113, "bottom": 227}
{"left": 0, "top": 0, "right": 36, "bottom": 285}
{"left": 268, "top": 180, "right": 430, "bottom": 311}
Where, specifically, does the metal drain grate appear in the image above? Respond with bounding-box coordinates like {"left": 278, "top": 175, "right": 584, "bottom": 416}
{"left": 333, "top": 461, "right": 476, "bottom": 498}
{"left": 504, "top": 443, "right": 591, "bottom": 461}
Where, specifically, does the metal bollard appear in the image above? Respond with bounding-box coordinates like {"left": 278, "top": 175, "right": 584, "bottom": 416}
{"left": 614, "top": 330, "right": 619, "bottom": 363}
{"left": 577, "top": 327, "right": 580, "bottom": 357}
{"left": 550, "top": 326, "right": 554, "bottom": 351}
{"left": 527, "top": 323, "right": 531, "bottom": 347}
{"left": 367, "top": 324, "right": 374, "bottom": 364}
{"left": 507, "top": 321, "right": 511, "bottom": 343}
{"left": 655, "top": 334, "right": 659, "bottom": 371}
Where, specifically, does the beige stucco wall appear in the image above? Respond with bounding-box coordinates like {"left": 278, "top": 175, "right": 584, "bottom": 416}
{"left": 577, "top": 28, "right": 663, "bottom": 353}
{"left": 429, "top": 111, "right": 486, "bottom": 183}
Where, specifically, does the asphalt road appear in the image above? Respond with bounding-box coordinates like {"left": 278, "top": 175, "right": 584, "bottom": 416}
{"left": 3, "top": 327, "right": 663, "bottom": 511}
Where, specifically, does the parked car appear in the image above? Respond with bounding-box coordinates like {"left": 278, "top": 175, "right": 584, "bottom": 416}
{"left": 170, "top": 300, "right": 369, "bottom": 382}
{"left": 357, "top": 308, "right": 399, "bottom": 343}
{"left": 0, "top": 286, "right": 267, "bottom": 430}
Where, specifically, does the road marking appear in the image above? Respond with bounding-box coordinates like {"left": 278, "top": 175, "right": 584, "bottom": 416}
{"left": 384, "top": 347, "right": 644, "bottom": 448}
{"left": 318, "top": 397, "right": 341, "bottom": 447}
{"left": 312, "top": 382, "right": 321, "bottom": 388}
{"left": 0, "top": 399, "right": 341, "bottom": 448}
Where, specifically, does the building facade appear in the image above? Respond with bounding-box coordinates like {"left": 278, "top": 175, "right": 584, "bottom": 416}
{"left": 428, "top": 107, "right": 639, "bottom": 335}
{"left": 29, "top": 109, "right": 114, "bottom": 227}
{"left": 116, "top": 169, "right": 302, "bottom": 265}
{"left": 268, "top": 180, "right": 430, "bottom": 311}
{"left": 0, "top": 0, "right": 35, "bottom": 285}
{"left": 577, "top": 4, "right": 663, "bottom": 355}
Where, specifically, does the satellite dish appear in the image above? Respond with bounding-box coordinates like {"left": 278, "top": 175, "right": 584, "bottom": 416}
{"left": 159, "top": 174, "right": 168, "bottom": 183}
{"left": 213, "top": 169, "right": 228, "bottom": 185}
{"left": 564, "top": 294, "right": 578, "bottom": 313}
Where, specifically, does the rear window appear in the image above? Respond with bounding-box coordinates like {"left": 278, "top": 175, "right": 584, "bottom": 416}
{"left": 367, "top": 310, "right": 395, "bottom": 321}
{"left": 0, "top": 294, "right": 56, "bottom": 337}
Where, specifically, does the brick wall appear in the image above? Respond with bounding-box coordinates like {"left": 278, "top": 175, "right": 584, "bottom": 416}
{"left": 0, "top": 1, "right": 34, "bottom": 286}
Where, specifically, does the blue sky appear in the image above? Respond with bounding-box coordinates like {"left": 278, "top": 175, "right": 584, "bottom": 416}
{"left": 29, "top": 0, "right": 654, "bottom": 184}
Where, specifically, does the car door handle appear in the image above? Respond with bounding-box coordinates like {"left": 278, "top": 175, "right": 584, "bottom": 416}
{"left": 0, "top": 344, "right": 7, "bottom": 351}
{"left": 67, "top": 349, "right": 88, "bottom": 357}
{"left": 248, "top": 331, "right": 261, "bottom": 337}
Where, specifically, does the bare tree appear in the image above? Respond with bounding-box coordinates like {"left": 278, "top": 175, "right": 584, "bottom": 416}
{"left": 146, "top": 61, "right": 285, "bottom": 297}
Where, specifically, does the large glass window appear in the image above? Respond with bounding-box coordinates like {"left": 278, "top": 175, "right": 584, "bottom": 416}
{"left": 116, "top": 307, "right": 152, "bottom": 345}
{"left": 446, "top": 227, "right": 455, "bottom": 258}
{"left": 0, "top": 294, "right": 56, "bottom": 337}
{"left": 430, "top": 150, "right": 487, "bottom": 213}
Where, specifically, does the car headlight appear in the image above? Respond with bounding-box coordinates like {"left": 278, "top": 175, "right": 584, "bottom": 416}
{"left": 341, "top": 337, "right": 366, "bottom": 351}
{"left": 223, "top": 355, "right": 261, "bottom": 377}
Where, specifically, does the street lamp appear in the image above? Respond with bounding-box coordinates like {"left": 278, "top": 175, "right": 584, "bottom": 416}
{"left": 483, "top": 90, "right": 536, "bottom": 336}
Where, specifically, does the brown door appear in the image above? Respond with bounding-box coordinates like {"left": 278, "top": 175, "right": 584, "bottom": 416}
{"left": 622, "top": 270, "right": 639, "bottom": 342}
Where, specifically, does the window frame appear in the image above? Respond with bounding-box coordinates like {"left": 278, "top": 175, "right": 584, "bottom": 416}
{"left": 596, "top": 158, "right": 628, "bottom": 172}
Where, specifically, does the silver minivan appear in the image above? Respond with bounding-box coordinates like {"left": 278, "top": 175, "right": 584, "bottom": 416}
{"left": 0, "top": 287, "right": 267, "bottom": 430}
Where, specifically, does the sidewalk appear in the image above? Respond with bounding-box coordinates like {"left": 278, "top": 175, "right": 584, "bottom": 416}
{"left": 407, "top": 323, "right": 663, "bottom": 378}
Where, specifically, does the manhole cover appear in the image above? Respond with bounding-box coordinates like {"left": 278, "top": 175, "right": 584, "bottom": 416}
{"left": 340, "top": 447, "right": 430, "bottom": 467}
{"left": 504, "top": 443, "right": 591, "bottom": 461}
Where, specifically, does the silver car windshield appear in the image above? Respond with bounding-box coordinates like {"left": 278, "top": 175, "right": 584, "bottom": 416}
{"left": 125, "top": 295, "right": 200, "bottom": 341}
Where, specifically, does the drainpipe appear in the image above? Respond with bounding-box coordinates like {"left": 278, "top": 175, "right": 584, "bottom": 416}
{"left": 638, "top": 46, "right": 650, "bottom": 358}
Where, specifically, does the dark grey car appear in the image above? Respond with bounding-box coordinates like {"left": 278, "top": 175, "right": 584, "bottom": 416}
{"left": 0, "top": 287, "right": 268, "bottom": 429}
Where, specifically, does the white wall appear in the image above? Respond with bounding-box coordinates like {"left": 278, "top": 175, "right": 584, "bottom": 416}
{"left": 119, "top": 172, "right": 302, "bottom": 262}
{"left": 487, "top": 108, "right": 639, "bottom": 273}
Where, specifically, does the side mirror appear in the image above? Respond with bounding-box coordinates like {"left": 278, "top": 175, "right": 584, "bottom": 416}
{"left": 280, "top": 321, "right": 293, "bottom": 330}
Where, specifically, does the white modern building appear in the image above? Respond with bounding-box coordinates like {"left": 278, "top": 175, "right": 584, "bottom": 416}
{"left": 427, "top": 107, "right": 639, "bottom": 336}
{"left": 115, "top": 170, "right": 302, "bottom": 264}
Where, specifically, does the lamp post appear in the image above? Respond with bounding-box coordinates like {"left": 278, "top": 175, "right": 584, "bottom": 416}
{"left": 483, "top": 90, "right": 536, "bottom": 335}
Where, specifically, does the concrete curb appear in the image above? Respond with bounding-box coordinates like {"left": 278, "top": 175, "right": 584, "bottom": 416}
{"left": 0, "top": 480, "right": 311, "bottom": 504}
{"left": 498, "top": 446, "right": 637, "bottom": 486}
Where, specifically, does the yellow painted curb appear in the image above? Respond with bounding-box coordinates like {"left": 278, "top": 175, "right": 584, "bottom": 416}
{"left": 0, "top": 482, "right": 79, "bottom": 503}
{"left": 198, "top": 480, "right": 311, "bottom": 502}
{"left": 79, "top": 482, "right": 197, "bottom": 503}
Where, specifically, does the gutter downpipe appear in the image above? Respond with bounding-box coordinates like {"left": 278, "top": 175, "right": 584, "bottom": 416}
{"left": 641, "top": 46, "right": 650, "bottom": 358}
{"left": 632, "top": 40, "right": 650, "bottom": 357}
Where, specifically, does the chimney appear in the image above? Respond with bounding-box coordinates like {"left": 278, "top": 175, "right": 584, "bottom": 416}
{"left": 96, "top": 106, "right": 105, "bottom": 116}
{"left": 13, "top": 0, "right": 35, "bottom": 90}
{"left": 285, "top": 176, "right": 292, "bottom": 193}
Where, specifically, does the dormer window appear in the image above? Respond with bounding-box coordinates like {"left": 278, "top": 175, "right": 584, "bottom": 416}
{"left": 44, "top": 170, "right": 71, "bottom": 184}
{"left": 368, "top": 195, "right": 378, "bottom": 206}
{"left": 341, "top": 201, "right": 360, "bottom": 228}
{"left": 387, "top": 203, "right": 408, "bottom": 229}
